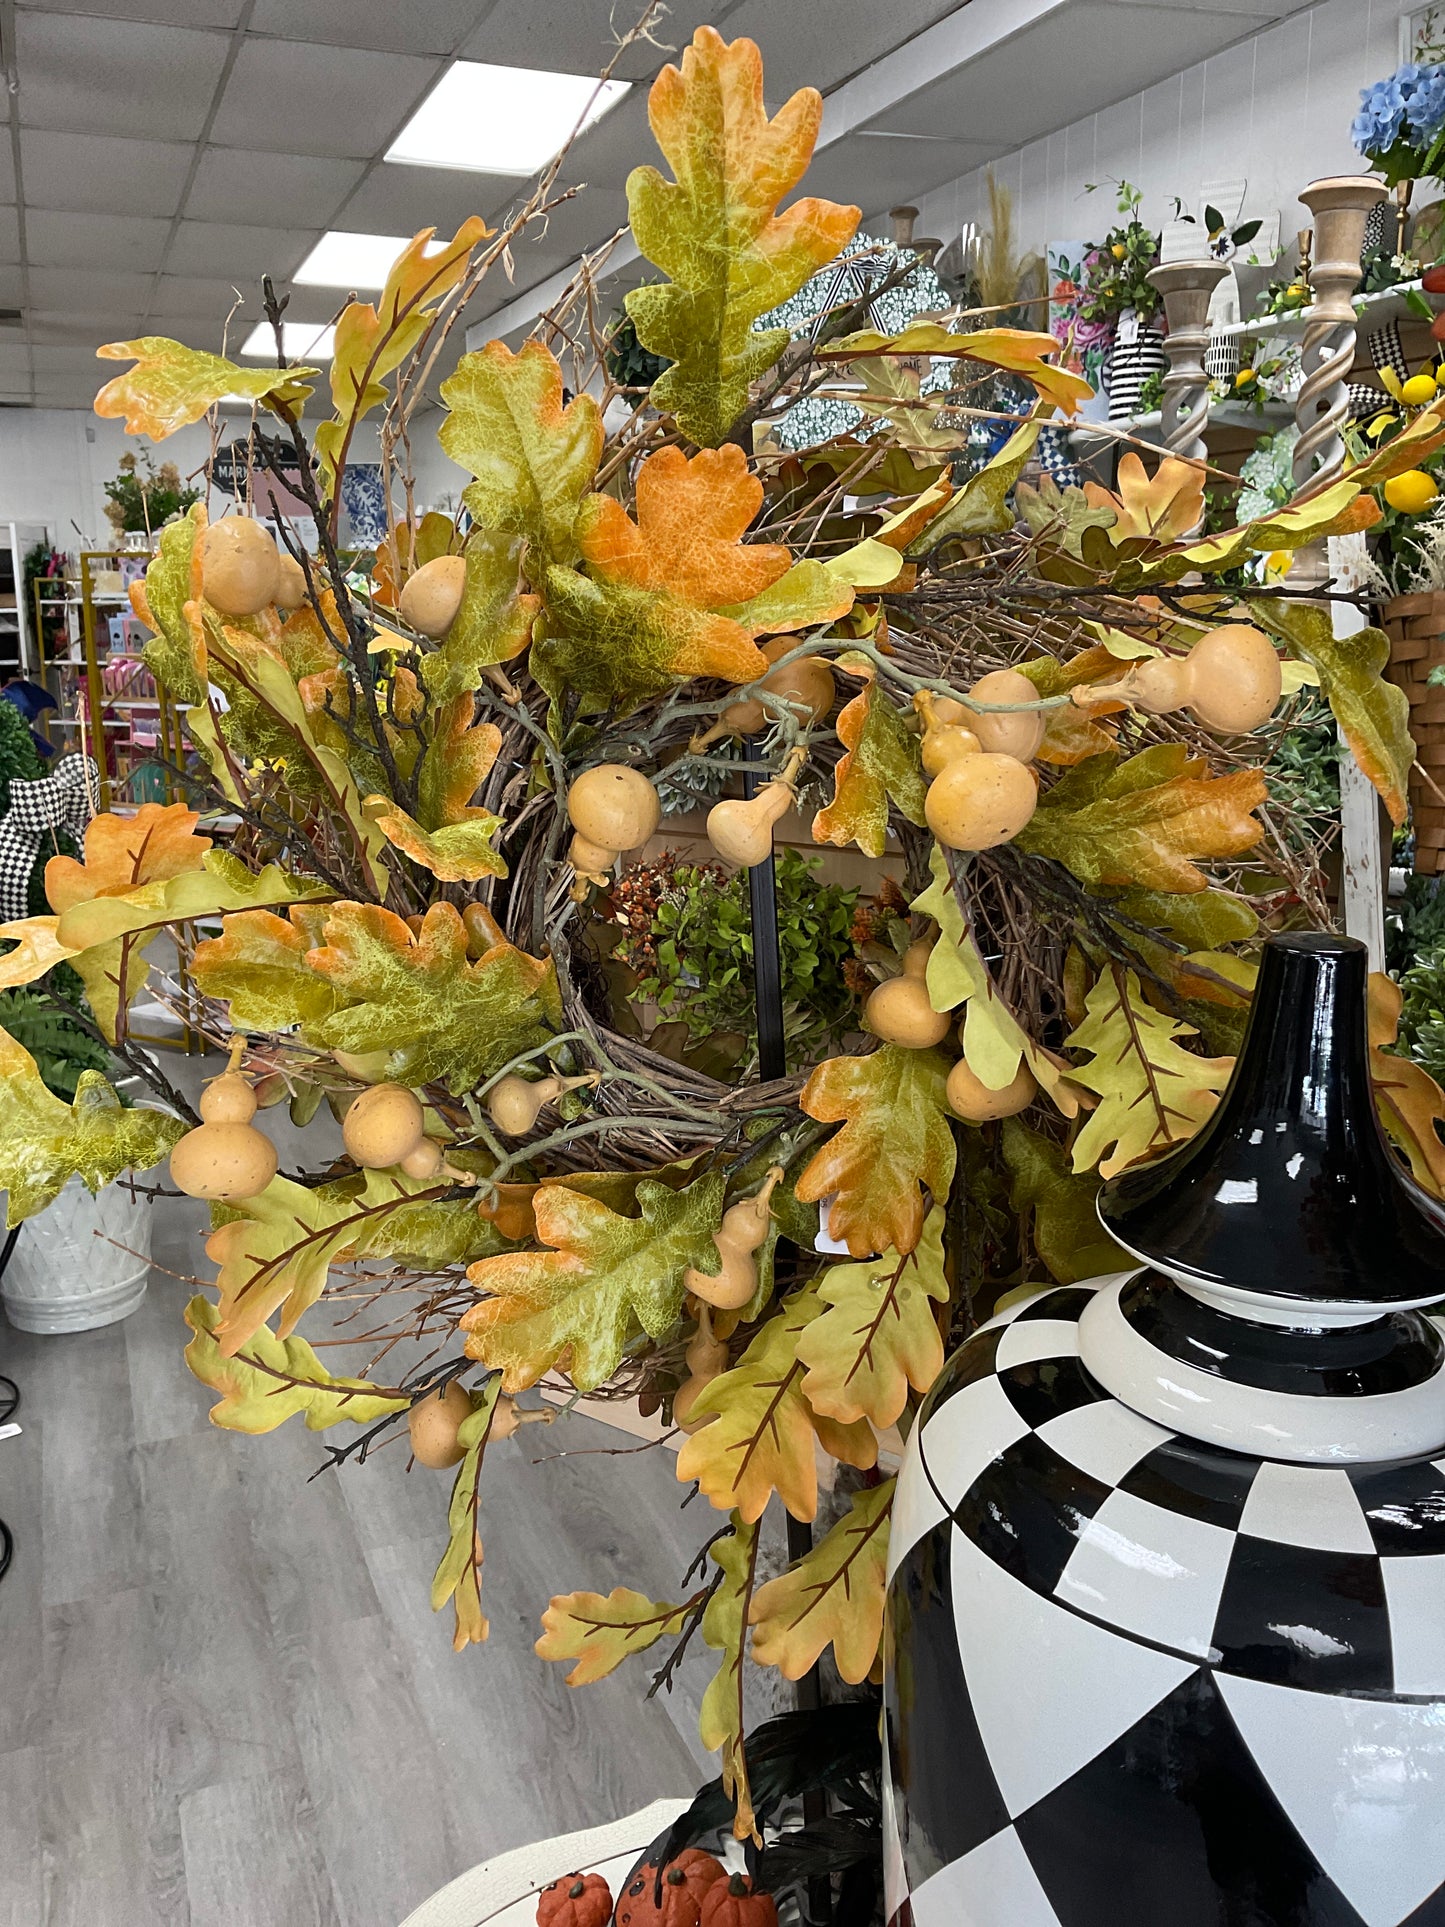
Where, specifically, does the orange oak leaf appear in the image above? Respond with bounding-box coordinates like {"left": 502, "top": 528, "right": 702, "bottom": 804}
{"left": 812, "top": 679, "right": 928, "bottom": 858}
{"left": 795, "top": 1044, "right": 956, "bottom": 1259}
{"left": 821, "top": 323, "right": 1094, "bottom": 419}
{"left": 1368, "top": 972, "right": 1445, "bottom": 1196}
{"left": 1083, "top": 453, "right": 1205, "bottom": 545}
{"left": 46, "top": 803, "right": 212, "bottom": 916}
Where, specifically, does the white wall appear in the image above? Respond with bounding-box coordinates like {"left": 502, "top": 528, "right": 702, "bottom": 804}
{"left": 914, "top": 0, "right": 1406, "bottom": 285}
{"left": 0, "top": 411, "right": 216, "bottom": 552}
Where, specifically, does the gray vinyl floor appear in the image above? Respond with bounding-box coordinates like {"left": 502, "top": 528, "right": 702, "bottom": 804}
{"left": 0, "top": 1049, "right": 742, "bottom": 1927}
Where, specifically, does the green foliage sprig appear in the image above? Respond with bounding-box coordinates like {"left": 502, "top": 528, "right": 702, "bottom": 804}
{"left": 103, "top": 448, "right": 201, "bottom": 537}
{"left": 1079, "top": 180, "right": 1161, "bottom": 321}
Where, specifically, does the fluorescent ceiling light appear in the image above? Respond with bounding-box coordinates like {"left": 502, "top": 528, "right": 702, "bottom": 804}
{"left": 387, "top": 61, "right": 630, "bottom": 175}
{"left": 239, "top": 320, "right": 335, "bottom": 362}
{"left": 295, "top": 230, "right": 446, "bottom": 290}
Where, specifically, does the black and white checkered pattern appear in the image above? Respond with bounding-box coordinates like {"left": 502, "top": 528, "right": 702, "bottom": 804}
{"left": 0, "top": 755, "right": 97, "bottom": 922}
{"left": 1034, "top": 426, "right": 1082, "bottom": 491}
{"left": 884, "top": 1282, "right": 1445, "bottom": 1927}
{"left": 1348, "top": 381, "right": 1392, "bottom": 423}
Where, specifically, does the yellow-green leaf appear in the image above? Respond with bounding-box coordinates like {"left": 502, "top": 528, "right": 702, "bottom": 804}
{"left": 626, "top": 27, "right": 859, "bottom": 447}
{"left": 536, "top": 1586, "right": 694, "bottom": 1685}
{"left": 824, "top": 323, "right": 1093, "bottom": 418}
{"left": 1066, "top": 964, "right": 1233, "bottom": 1178}
{"left": 749, "top": 1478, "right": 894, "bottom": 1686}
{"left": 0, "top": 1022, "right": 184, "bottom": 1225}
{"left": 796, "top": 1209, "right": 947, "bottom": 1427}
{"left": 94, "top": 338, "right": 310, "bottom": 439}
{"left": 419, "top": 531, "right": 539, "bottom": 699}
{"left": 999, "top": 1117, "right": 1130, "bottom": 1284}
{"left": 812, "top": 680, "right": 927, "bottom": 858}
{"left": 191, "top": 903, "right": 338, "bottom": 1031}
{"left": 907, "top": 418, "right": 1041, "bottom": 551}
{"left": 462, "top": 1173, "right": 726, "bottom": 1393}
{"left": 132, "top": 505, "right": 205, "bottom": 703}
{"left": 796, "top": 1044, "right": 955, "bottom": 1259}
{"left": 439, "top": 340, "right": 603, "bottom": 567}
{"left": 431, "top": 1378, "right": 504, "bottom": 1652}
{"left": 0, "top": 916, "right": 81, "bottom": 988}
{"left": 183, "top": 1292, "right": 408, "bottom": 1433}
{"left": 699, "top": 1515, "right": 762, "bottom": 1841}
{"left": 362, "top": 800, "right": 507, "bottom": 883}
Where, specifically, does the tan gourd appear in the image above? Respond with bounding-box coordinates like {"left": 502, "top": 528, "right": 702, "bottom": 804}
{"left": 343, "top": 1083, "right": 426, "bottom": 1168}
{"left": 925, "top": 751, "right": 1037, "bottom": 850}
{"left": 967, "top": 669, "right": 1047, "bottom": 762}
{"left": 461, "top": 901, "right": 507, "bottom": 958}
{"left": 198, "top": 1067, "right": 258, "bottom": 1125}
{"left": 400, "top": 1136, "right": 444, "bottom": 1180}
{"left": 1086, "top": 625, "right": 1281, "bottom": 735}
{"left": 684, "top": 1167, "right": 784, "bottom": 1310}
{"left": 672, "top": 1306, "right": 729, "bottom": 1433}
{"left": 274, "top": 553, "right": 309, "bottom": 613}
{"left": 692, "top": 642, "right": 836, "bottom": 748}
{"left": 914, "top": 690, "right": 981, "bottom": 776}
{"left": 946, "top": 1055, "right": 1036, "bottom": 1121}
{"left": 170, "top": 1041, "right": 278, "bottom": 1201}
{"left": 199, "top": 517, "right": 282, "bottom": 618}
{"left": 408, "top": 1380, "right": 473, "bottom": 1469}
{"left": 489, "top": 1395, "right": 555, "bottom": 1442}
{"left": 486, "top": 1071, "right": 598, "bottom": 1137}
{"left": 399, "top": 554, "right": 467, "bottom": 639}
{"left": 705, "top": 746, "right": 805, "bottom": 869}
{"left": 865, "top": 939, "right": 951, "bottom": 1048}
{"left": 565, "top": 766, "right": 661, "bottom": 896}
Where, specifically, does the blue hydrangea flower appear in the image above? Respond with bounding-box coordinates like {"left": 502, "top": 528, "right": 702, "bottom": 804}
{"left": 1353, "top": 62, "right": 1445, "bottom": 156}
{"left": 1405, "top": 64, "right": 1445, "bottom": 141}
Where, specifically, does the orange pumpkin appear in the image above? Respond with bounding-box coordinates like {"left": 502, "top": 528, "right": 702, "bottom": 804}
{"left": 538, "top": 1873, "right": 613, "bottom": 1927}
{"left": 613, "top": 1850, "right": 728, "bottom": 1927}
{"left": 698, "top": 1875, "right": 778, "bottom": 1927}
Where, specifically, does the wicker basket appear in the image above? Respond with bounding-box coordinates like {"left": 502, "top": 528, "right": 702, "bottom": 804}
{"left": 1382, "top": 590, "right": 1445, "bottom": 873}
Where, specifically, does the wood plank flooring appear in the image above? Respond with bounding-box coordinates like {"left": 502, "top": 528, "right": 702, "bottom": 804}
{"left": 0, "top": 1054, "right": 743, "bottom": 1927}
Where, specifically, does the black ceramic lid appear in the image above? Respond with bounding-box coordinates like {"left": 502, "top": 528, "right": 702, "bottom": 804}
{"left": 1098, "top": 932, "right": 1445, "bottom": 1307}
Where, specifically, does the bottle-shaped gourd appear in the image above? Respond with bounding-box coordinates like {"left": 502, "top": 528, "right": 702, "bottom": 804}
{"left": 684, "top": 1167, "right": 785, "bottom": 1310}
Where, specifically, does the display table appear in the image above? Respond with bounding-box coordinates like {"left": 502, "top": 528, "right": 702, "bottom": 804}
{"left": 399, "top": 1798, "right": 691, "bottom": 1927}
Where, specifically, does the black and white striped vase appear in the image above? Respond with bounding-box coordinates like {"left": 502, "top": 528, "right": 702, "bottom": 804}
{"left": 884, "top": 933, "right": 1445, "bottom": 1927}
{"left": 1102, "top": 308, "right": 1168, "bottom": 422}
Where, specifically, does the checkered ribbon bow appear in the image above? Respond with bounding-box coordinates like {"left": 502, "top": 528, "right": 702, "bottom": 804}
{"left": 0, "top": 755, "right": 98, "bottom": 922}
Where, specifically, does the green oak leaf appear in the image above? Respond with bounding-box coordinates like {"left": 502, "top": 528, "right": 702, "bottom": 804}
{"left": 432, "top": 1377, "right": 505, "bottom": 1651}
{"left": 812, "top": 680, "right": 927, "bottom": 858}
{"left": 1000, "top": 1117, "right": 1130, "bottom": 1284}
{"left": 183, "top": 1292, "right": 409, "bottom": 1433}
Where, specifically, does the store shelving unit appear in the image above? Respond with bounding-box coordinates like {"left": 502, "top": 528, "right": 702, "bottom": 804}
{"left": 0, "top": 519, "right": 52, "bottom": 677}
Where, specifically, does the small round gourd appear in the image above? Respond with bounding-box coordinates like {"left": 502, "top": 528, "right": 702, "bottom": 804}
{"left": 719, "top": 645, "right": 835, "bottom": 736}
{"left": 566, "top": 766, "right": 661, "bottom": 855}
{"left": 408, "top": 1380, "right": 473, "bottom": 1469}
{"left": 967, "top": 669, "right": 1046, "bottom": 762}
{"left": 200, "top": 517, "right": 282, "bottom": 617}
{"left": 169, "top": 1120, "right": 278, "bottom": 1201}
{"left": 925, "top": 752, "right": 1037, "bottom": 851}
{"left": 865, "top": 942, "right": 950, "bottom": 1048}
{"left": 1185, "top": 624, "right": 1282, "bottom": 735}
{"left": 568, "top": 832, "right": 620, "bottom": 882}
{"left": 399, "top": 554, "right": 467, "bottom": 638}
{"left": 274, "top": 553, "right": 309, "bottom": 613}
{"left": 400, "top": 1136, "right": 444, "bottom": 1180}
{"left": 537, "top": 1874, "right": 614, "bottom": 1927}
{"left": 342, "top": 1083, "right": 426, "bottom": 1168}
{"left": 914, "top": 690, "right": 980, "bottom": 776}
{"left": 198, "top": 1070, "right": 257, "bottom": 1125}
{"left": 946, "top": 1055, "right": 1036, "bottom": 1122}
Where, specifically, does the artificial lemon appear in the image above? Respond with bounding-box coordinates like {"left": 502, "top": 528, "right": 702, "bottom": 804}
{"left": 1402, "top": 373, "right": 1440, "bottom": 407}
{"left": 1385, "top": 470, "right": 1441, "bottom": 515}
{"left": 1263, "top": 550, "right": 1292, "bottom": 581}
{"left": 1111, "top": 243, "right": 1126, "bottom": 260}
{"left": 1285, "top": 283, "right": 1306, "bottom": 300}
{"left": 1234, "top": 368, "right": 1256, "bottom": 389}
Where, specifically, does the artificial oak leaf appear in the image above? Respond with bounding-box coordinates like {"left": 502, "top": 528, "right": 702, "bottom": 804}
{"left": 431, "top": 1378, "right": 504, "bottom": 1652}
{"left": 1015, "top": 743, "right": 1266, "bottom": 894}
{"left": 796, "top": 1209, "right": 948, "bottom": 1428}
{"left": 1015, "top": 473, "right": 1119, "bottom": 554}
{"left": 626, "top": 27, "right": 859, "bottom": 448}
{"left": 1083, "top": 452, "right": 1205, "bottom": 545}
{"left": 461, "top": 1173, "right": 726, "bottom": 1393}
{"left": 419, "top": 531, "right": 540, "bottom": 700}
{"left": 699, "top": 1516, "right": 762, "bottom": 1842}
{"left": 536, "top": 1587, "right": 695, "bottom": 1685}
{"left": 1249, "top": 596, "right": 1411, "bottom": 825}
{"left": 1368, "top": 972, "right": 1445, "bottom": 1196}
{"left": 1132, "top": 482, "right": 1381, "bottom": 588}
{"left": 315, "top": 219, "right": 488, "bottom": 488}
{"left": 273, "top": 593, "right": 346, "bottom": 679}
{"left": 182, "top": 1293, "right": 408, "bottom": 1434}
{"left": 95, "top": 338, "right": 309, "bottom": 439}
{"left": 55, "top": 850, "right": 329, "bottom": 958}
{"left": 306, "top": 902, "right": 558, "bottom": 1095}
{"left": 0, "top": 916, "right": 80, "bottom": 988}
{"left": 439, "top": 340, "right": 603, "bottom": 566}
{"left": 912, "top": 844, "right": 1078, "bottom": 1114}
{"left": 823, "top": 323, "right": 1093, "bottom": 418}
{"left": 0, "top": 1022, "right": 184, "bottom": 1225}
{"left": 812, "top": 680, "right": 927, "bottom": 859}
{"left": 191, "top": 903, "right": 339, "bottom": 1031}
{"left": 849, "top": 358, "right": 969, "bottom": 454}
{"left": 907, "top": 419, "right": 1041, "bottom": 551}
{"left": 748, "top": 1478, "right": 894, "bottom": 1687}
{"left": 676, "top": 1290, "right": 877, "bottom": 1523}
{"left": 1066, "top": 964, "right": 1233, "bottom": 1178}
{"left": 1016, "top": 645, "right": 1122, "bottom": 764}
{"left": 796, "top": 1044, "right": 955, "bottom": 1258}
{"left": 362, "top": 799, "right": 507, "bottom": 884}
{"left": 131, "top": 505, "right": 206, "bottom": 703}
{"left": 999, "top": 1116, "right": 1130, "bottom": 1284}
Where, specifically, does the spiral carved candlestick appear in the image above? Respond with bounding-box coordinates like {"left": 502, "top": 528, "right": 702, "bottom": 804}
{"left": 1147, "top": 259, "right": 1228, "bottom": 467}
{"left": 1292, "top": 176, "right": 1388, "bottom": 491}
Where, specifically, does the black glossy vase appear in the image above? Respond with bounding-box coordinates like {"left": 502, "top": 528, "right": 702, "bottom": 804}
{"left": 883, "top": 934, "right": 1445, "bottom": 1927}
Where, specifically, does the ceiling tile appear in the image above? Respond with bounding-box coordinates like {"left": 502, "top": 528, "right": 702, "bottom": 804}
{"left": 28, "top": 344, "right": 117, "bottom": 373}
{"left": 249, "top": 0, "right": 484, "bottom": 56}
{"left": 332, "top": 162, "right": 508, "bottom": 237}
{"left": 459, "top": 0, "right": 742, "bottom": 80}
{"left": 186, "top": 148, "right": 366, "bottom": 226}
{"left": 0, "top": 208, "right": 19, "bottom": 263}
{"left": 29, "top": 266, "right": 156, "bottom": 310}
{"left": 725, "top": 0, "right": 966, "bottom": 95}
{"left": 19, "top": 130, "right": 193, "bottom": 217}
{"left": 0, "top": 269, "right": 22, "bottom": 305}
{"left": 15, "top": 0, "right": 247, "bottom": 22}
{"left": 14, "top": 12, "right": 232, "bottom": 139}
{"left": 209, "top": 40, "right": 443, "bottom": 158}
{"left": 26, "top": 210, "right": 171, "bottom": 273}
{"left": 0, "top": 344, "right": 31, "bottom": 376}
{"left": 0, "top": 144, "right": 14, "bottom": 201}
{"left": 27, "top": 311, "right": 143, "bottom": 342}
{"left": 166, "top": 218, "right": 315, "bottom": 279}
{"left": 150, "top": 271, "right": 265, "bottom": 319}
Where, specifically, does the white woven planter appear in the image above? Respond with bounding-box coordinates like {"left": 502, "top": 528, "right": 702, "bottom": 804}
{"left": 1, "top": 1178, "right": 152, "bottom": 1334}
